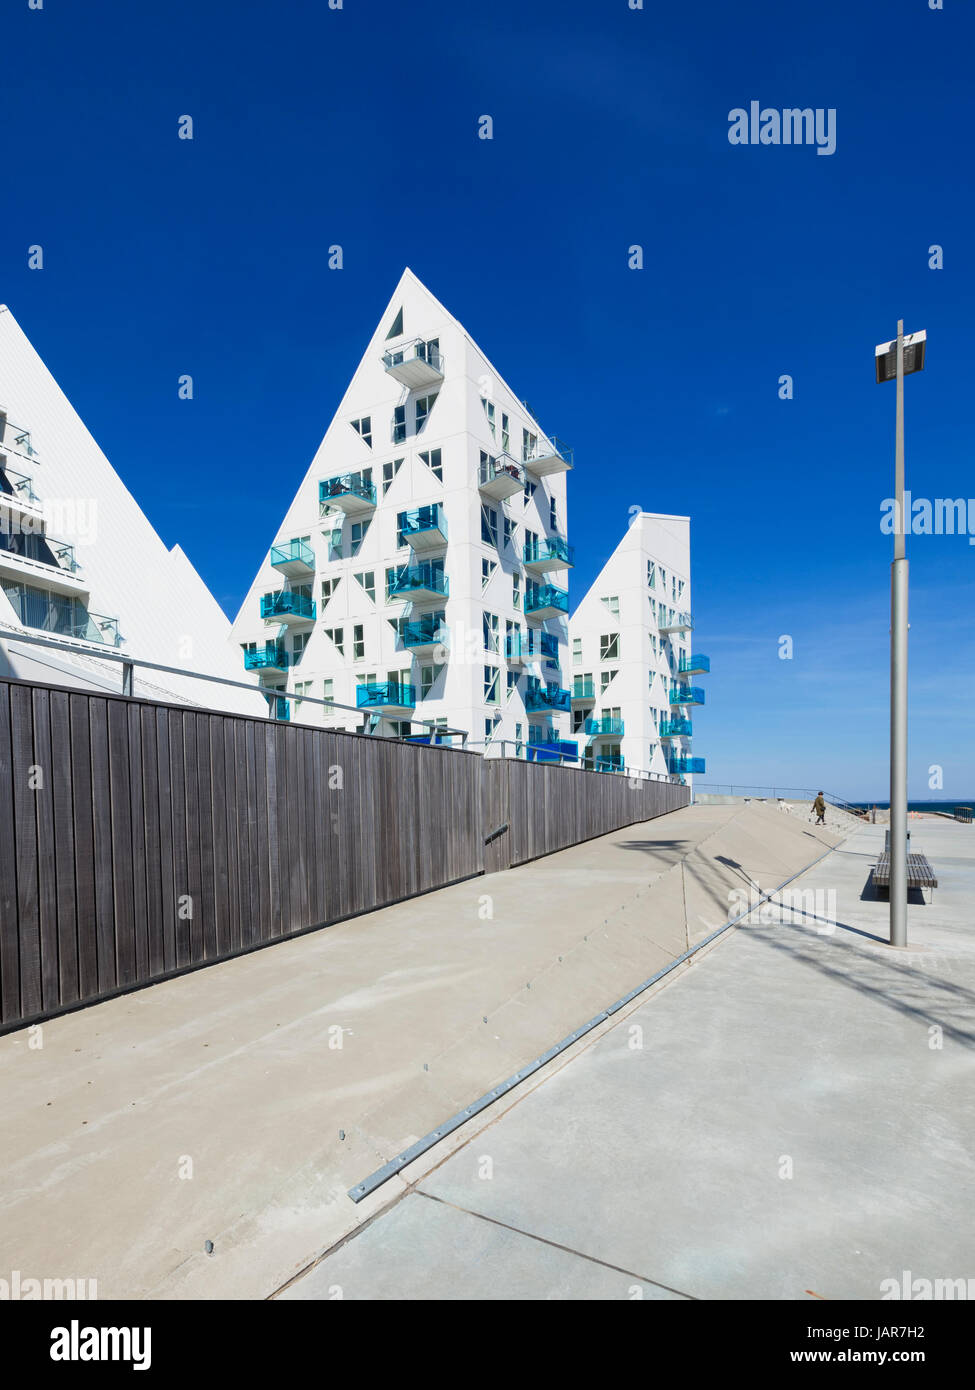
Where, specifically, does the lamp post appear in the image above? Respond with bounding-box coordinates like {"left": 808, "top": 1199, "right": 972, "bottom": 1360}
{"left": 875, "top": 322, "right": 926, "bottom": 948}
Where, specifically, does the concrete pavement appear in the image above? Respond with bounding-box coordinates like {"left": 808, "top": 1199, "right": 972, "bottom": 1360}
{"left": 281, "top": 819, "right": 975, "bottom": 1301}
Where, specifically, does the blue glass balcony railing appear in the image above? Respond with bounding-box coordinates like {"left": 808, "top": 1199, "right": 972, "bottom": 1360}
{"left": 594, "top": 754, "right": 624, "bottom": 773}
{"left": 244, "top": 644, "right": 289, "bottom": 671}
{"left": 523, "top": 535, "right": 574, "bottom": 569}
{"left": 525, "top": 583, "right": 569, "bottom": 617}
{"left": 405, "top": 732, "right": 454, "bottom": 747}
{"left": 270, "top": 538, "right": 315, "bottom": 571}
{"left": 528, "top": 739, "right": 579, "bottom": 764}
{"left": 585, "top": 716, "right": 624, "bottom": 738}
{"left": 318, "top": 473, "right": 377, "bottom": 511}
{"left": 539, "top": 631, "right": 560, "bottom": 660}
{"left": 401, "top": 616, "right": 449, "bottom": 651}
{"left": 659, "top": 610, "right": 693, "bottom": 632}
{"left": 272, "top": 696, "right": 290, "bottom": 722}
{"left": 525, "top": 682, "right": 571, "bottom": 713}
{"left": 522, "top": 436, "right": 574, "bottom": 472}
{"left": 678, "top": 653, "right": 710, "bottom": 676}
{"left": 659, "top": 717, "right": 692, "bottom": 737}
{"left": 668, "top": 756, "right": 706, "bottom": 775}
{"left": 572, "top": 677, "right": 595, "bottom": 700}
{"left": 670, "top": 685, "right": 705, "bottom": 706}
{"left": 397, "top": 504, "right": 448, "bottom": 545}
{"left": 260, "top": 590, "right": 316, "bottom": 622}
{"left": 389, "top": 563, "right": 449, "bottom": 601}
{"left": 356, "top": 681, "right": 417, "bottom": 710}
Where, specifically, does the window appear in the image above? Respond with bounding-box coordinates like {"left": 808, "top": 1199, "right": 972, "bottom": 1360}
{"left": 419, "top": 447, "right": 442, "bottom": 482}
{"left": 294, "top": 680, "right": 312, "bottom": 706}
{"left": 350, "top": 520, "right": 369, "bottom": 556}
{"left": 647, "top": 561, "right": 656, "bottom": 589}
{"left": 601, "top": 668, "right": 618, "bottom": 694}
{"left": 420, "top": 664, "right": 437, "bottom": 698}
{"left": 549, "top": 497, "right": 557, "bottom": 532}
{"left": 392, "top": 405, "right": 406, "bottom": 445}
{"left": 292, "top": 632, "right": 309, "bottom": 663}
{"left": 483, "top": 611, "right": 499, "bottom": 653}
{"left": 481, "top": 505, "right": 498, "bottom": 547}
{"left": 386, "top": 308, "right": 404, "bottom": 339}
{"left": 601, "top": 596, "right": 620, "bottom": 616}
{"left": 327, "top": 528, "right": 343, "bottom": 561}
{"left": 502, "top": 515, "right": 513, "bottom": 550}
{"left": 501, "top": 413, "right": 510, "bottom": 452}
{"left": 481, "top": 398, "right": 496, "bottom": 439}
{"left": 323, "top": 627, "right": 345, "bottom": 656}
{"left": 524, "top": 527, "right": 539, "bottom": 562}
{"left": 600, "top": 633, "right": 620, "bottom": 661}
{"left": 382, "top": 457, "right": 403, "bottom": 495}
{"left": 353, "top": 570, "right": 375, "bottom": 603}
{"left": 481, "top": 558, "right": 496, "bottom": 590}
{"left": 323, "top": 678, "right": 334, "bottom": 704}
{"left": 506, "top": 669, "right": 516, "bottom": 694}
{"left": 572, "top": 637, "right": 582, "bottom": 665}
{"left": 351, "top": 417, "right": 372, "bottom": 447}
{"left": 321, "top": 577, "right": 339, "bottom": 604}
{"left": 523, "top": 478, "right": 537, "bottom": 507}
{"left": 649, "top": 633, "right": 658, "bottom": 656}
{"left": 512, "top": 572, "right": 521, "bottom": 609}
{"left": 484, "top": 666, "right": 500, "bottom": 705}
{"left": 385, "top": 566, "right": 399, "bottom": 601}
{"left": 649, "top": 597, "right": 657, "bottom": 621}
{"left": 415, "top": 393, "right": 438, "bottom": 432}
{"left": 572, "top": 709, "right": 586, "bottom": 734}
{"left": 485, "top": 718, "right": 495, "bottom": 740}
{"left": 522, "top": 428, "right": 537, "bottom": 463}
{"left": 353, "top": 624, "right": 365, "bottom": 660}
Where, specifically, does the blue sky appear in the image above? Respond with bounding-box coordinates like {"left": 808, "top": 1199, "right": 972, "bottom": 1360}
{"left": 4, "top": 0, "right": 973, "bottom": 800}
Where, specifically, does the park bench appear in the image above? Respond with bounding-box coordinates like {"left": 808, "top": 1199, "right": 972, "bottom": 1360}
{"left": 871, "top": 852, "right": 938, "bottom": 903}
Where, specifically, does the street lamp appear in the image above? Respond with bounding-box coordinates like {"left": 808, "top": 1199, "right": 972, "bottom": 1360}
{"left": 874, "top": 322, "right": 926, "bottom": 948}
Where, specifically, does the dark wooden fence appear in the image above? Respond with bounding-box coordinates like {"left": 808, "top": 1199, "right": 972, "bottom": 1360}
{"left": 0, "top": 677, "right": 688, "bottom": 1031}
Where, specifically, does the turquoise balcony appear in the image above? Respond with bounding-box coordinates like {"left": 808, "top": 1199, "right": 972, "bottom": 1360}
{"left": 669, "top": 756, "right": 706, "bottom": 775}
{"left": 659, "top": 716, "right": 692, "bottom": 738}
{"left": 260, "top": 590, "right": 316, "bottom": 626}
{"left": 523, "top": 534, "right": 574, "bottom": 575}
{"left": 678, "top": 653, "right": 710, "bottom": 676}
{"left": 271, "top": 695, "right": 290, "bottom": 722}
{"left": 319, "top": 472, "right": 377, "bottom": 517}
{"left": 572, "top": 677, "right": 595, "bottom": 702}
{"left": 270, "top": 538, "right": 315, "bottom": 577}
{"left": 382, "top": 337, "right": 444, "bottom": 389}
{"left": 670, "top": 685, "right": 705, "bottom": 706}
{"left": 525, "top": 582, "right": 569, "bottom": 621}
{"left": 659, "top": 610, "right": 693, "bottom": 634}
{"left": 525, "top": 681, "right": 571, "bottom": 713}
{"left": 400, "top": 615, "right": 449, "bottom": 656}
{"left": 585, "top": 715, "right": 624, "bottom": 738}
{"left": 527, "top": 738, "right": 579, "bottom": 765}
{"left": 356, "top": 681, "right": 416, "bottom": 716}
{"left": 478, "top": 453, "right": 525, "bottom": 501}
{"left": 398, "top": 503, "right": 448, "bottom": 552}
{"left": 523, "top": 436, "right": 573, "bottom": 477}
{"left": 389, "top": 563, "right": 449, "bottom": 604}
{"left": 245, "top": 644, "right": 289, "bottom": 673}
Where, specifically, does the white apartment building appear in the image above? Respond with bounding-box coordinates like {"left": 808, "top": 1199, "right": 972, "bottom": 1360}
{"left": 0, "top": 305, "right": 262, "bottom": 713}
{"left": 231, "top": 269, "right": 576, "bottom": 756}
{"left": 568, "top": 512, "right": 708, "bottom": 782}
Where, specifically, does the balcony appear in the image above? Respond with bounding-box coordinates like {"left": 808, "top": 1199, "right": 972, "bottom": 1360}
{"left": 668, "top": 756, "right": 706, "bottom": 775}
{"left": 2, "top": 581, "right": 122, "bottom": 646}
{"left": 0, "top": 464, "right": 45, "bottom": 527}
{"left": 659, "top": 717, "right": 692, "bottom": 739}
{"left": 571, "top": 677, "right": 595, "bottom": 703}
{"left": 319, "top": 472, "right": 377, "bottom": 517}
{"left": 585, "top": 716, "right": 624, "bottom": 738}
{"left": 267, "top": 695, "right": 290, "bottom": 722}
{"left": 400, "top": 616, "right": 449, "bottom": 657}
{"left": 244, "top": 644, "right": 289, "bottom": 674}
{"left": 659, "top": 610, "right": 693, "bottom": 634}
{"left": 678, "top": 653, "right": 710, "bottom": 676}
{"left": 670, "top": 685, "right": 705, "bottom": 706}
{"left": 398, "top": 503, "right": 447, "bottom": 552}
{"left": 527, "top": 738, "right": 579, "bottom": 765}
{"left": 478, "top": 453, "right": 525, "bottom": 501}
{"left": 523, "top": 534, "right": 574, "bottom": 575}
{"left": 382, "top": 338, "right": 444, "bottom": 390}
{"left": 0, "top": 531, "right": 87, "bottom": 596}
{"left": 260, "top": 590, "right": 316, "bottom": 626}
{"left": 270, "top": 538, "right": 315, "bottom": 578}
{"left": 525, "top": 582, "right": 569, "bottom": 622}
{"left": 356, "top": 681, "right": 417, "bottom": 716}
{"left": 523, "top": 436, "right": 573, "bottom": 477}
{"left": 525, "top": 681, "right": 571, "bottom": 714}
{"left": 389, "top": 562, "right": 449, "bottom": 604}
{"left": 539, "top": 631, "right": 560, "bottom": 662}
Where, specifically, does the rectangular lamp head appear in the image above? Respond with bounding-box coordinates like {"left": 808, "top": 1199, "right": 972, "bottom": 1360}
{"left": 875, "top": 329, "right": 927, "bottom": 383}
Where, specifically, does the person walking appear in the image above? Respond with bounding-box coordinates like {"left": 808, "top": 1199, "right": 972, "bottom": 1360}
{"left": 812, "top": 791, "right": 827, "bottom": 826}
